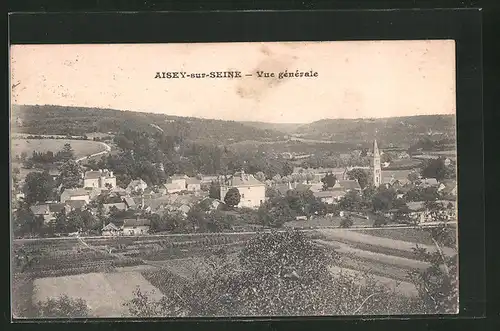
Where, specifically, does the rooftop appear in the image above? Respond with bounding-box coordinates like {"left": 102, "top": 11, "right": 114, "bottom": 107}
{"left": 62, "top": 188, "right": 90, "bottom": 197}
{"left": 65, "top": 200, "right": 87, "bottom": 209}
{"left": 85, "top": 170, "right": 114, "bottom": 179}
{"left": 224, "top": 172, "right": 265, "bottom": 187}
{"left": 30, "top": 204, "right": 50, "bottom": 215}
{"left": 186, "top": 178, "right": 201, "bottom": 185}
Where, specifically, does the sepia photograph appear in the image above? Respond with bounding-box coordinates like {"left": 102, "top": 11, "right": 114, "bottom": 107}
{"left": 10, "top": 41, "right": 458, "bottom": 319}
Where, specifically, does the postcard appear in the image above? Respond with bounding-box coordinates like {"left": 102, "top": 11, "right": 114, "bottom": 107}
{"left": 10, "top": 41, "right": 458, "bottom": 318}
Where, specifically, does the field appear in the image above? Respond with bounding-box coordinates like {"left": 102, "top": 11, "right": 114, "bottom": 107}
{"left": 358, "top": 227, "right": 457, "bottom": 247}
{"left": 32, "top": 271, "right": 164, "bottom": 317}
{"left": 12, "top": 227, "right": 457, "bottom": 318}
{"left": 11, "top": 138, "right": 107, "bottom": 159}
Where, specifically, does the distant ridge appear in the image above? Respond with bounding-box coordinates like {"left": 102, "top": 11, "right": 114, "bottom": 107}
{"left": 11, "top": 104, "right": 455, "bottom": 146}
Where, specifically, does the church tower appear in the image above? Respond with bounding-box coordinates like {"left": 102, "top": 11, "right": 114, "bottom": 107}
{"left": 373, "top": 140, "right": 382, "bottom": 187}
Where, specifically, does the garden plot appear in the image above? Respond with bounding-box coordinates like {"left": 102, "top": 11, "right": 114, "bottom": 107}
{"left": 33, "top": 271, "right": 163, "bottom": 317}
{"left": 328, "top": 266, "right": 418, "bottom": 297}
{"left": 317, "top": 229, "right": 456, "bottom": 256}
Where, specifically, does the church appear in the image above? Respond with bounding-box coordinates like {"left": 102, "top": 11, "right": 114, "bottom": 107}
{"left": 370, "top": 139, "right": 412, "bottom": 188}
{"left": 372, "top": 140, "right": 382, "bottom": 187}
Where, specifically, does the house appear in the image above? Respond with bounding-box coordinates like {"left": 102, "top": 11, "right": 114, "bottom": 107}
{"left": 220, "top": 171, "right": 266, "bottom": 209}
{"left": 186, "top": 178, "right": 202, "bottom": 192}
{"left": 30, "top": 204, "right": 52, "bottom": 222}
{"left": 199, "top": 197, "right": 223, "bottom": 211}
{"left": 30, "top": 203, "right": 70, "bottom": 224}
{"left": 60, "top": 188, "right": 91, "bottom": 204}
{"left": 389, "top": 200, "right": 457, "bottom": 224}
{"left": 126, "top": 179, "right": 148, "bottom": 194}
{"left": 169, "top": 174, "right": 189, "bottom": 189}
{"left": 420, "top": 178, "right": 439, "bottom": 188}
{"left": 122, "top": 196, "right": 137, "bottom": 210}
{"left": 332, "top": 180, "right": 361, "bottom": 192}
{"left": 102, "top": 222, "right": 122, "bottom": 237}
{"left": 438, "top": 180, "right": 457, "bottom": 197}
{"left": 65, "top": 199, "right": 87, "bottom": 211}
{"left": 122, "top": 218, "right": 150, "bottom": 236}
{"left": 83, "top": 169, "right": 116, "bottom": 189}
{"left": 111, "top": 186, "right": 128, "bottom": 196}
{"left": 164, "top": 182, "right": 184, "bottom": 194}
{"left": 313, "top": 190, "right": 345, "bottom": 204}
{"left": 103, "top": 202, "right": 127, "bottom": 214}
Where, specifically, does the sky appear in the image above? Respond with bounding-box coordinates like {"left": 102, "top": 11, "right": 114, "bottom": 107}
{"left": 10, "top": 40, "right": 456, "bottom": 124}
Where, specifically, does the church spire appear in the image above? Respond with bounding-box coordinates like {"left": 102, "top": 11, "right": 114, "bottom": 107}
{"left": 373, "top": 140, "right": 381, "bottom": 187}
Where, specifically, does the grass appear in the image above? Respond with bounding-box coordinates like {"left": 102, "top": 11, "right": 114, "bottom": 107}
{"left": 11, "top": 138, "right": 107, "bottom": 159}
{"left": 12, "top": 273, "right": 38, "bottom": 319}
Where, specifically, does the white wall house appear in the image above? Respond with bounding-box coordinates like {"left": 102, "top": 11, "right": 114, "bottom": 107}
{"left": 122, "top": 218, "right": 150, "bottom": 236}
{"left": 170, "top": 175, "right": 189, "bottom": 188}
{"left": 186, "top": 178, "right": 202, "bottom": 192}
{"left": 60, "top": 188, "right": 91, "bottom": 204}
{"left": 83, "top": 169, "right": 116, "bottom": 189}
{"left": 126, "top": 179, "right": 148, "bottom": 194}
{"left": 220, "top": 171, "right": 265, "bottom": 209}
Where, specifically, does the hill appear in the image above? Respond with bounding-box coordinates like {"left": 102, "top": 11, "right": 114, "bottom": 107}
{"left": 293, "top": 115, "right": 456, "bottom": 147}
{"left": 10, "top": 105, "right": 286, "bottom": 144}
{"left": 239, "top": 121, "right": 304, "bottom": 134}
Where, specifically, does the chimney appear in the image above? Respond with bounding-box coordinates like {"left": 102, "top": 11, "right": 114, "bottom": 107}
{"left": 110, "top": 171, "right": 113, "bottom": 177}
{"left": 99, "top": 169, "right": 103, "bottom": 173}
{"left": 288, "top": 182, "right": 292, "bottom": 190}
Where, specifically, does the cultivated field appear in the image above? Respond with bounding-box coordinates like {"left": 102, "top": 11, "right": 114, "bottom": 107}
{"left": 12, "top": 227, "right": 455, "bottom": 318}
{"left": 11, "top": 139, "right": 107, "bottom": 159}
{"left": 33, "top": 271, "right": 164, "bottom": 317}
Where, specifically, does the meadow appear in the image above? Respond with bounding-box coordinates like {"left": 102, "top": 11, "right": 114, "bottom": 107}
{"left": 11, "top": 138, "right": 107, "bottom": 159}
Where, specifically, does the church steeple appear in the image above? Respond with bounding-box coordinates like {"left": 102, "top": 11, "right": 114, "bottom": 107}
{"left": 373, "top": 140, "right": 381, "bottom": 187}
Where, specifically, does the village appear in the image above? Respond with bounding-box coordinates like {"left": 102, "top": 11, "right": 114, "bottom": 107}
{"left": 11, "top": 139, "right": 457, "bottom": 239}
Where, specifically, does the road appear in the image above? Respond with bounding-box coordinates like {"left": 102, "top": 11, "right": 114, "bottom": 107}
{"left": 12, "top": 222, "right": 456, "bottom": 243}
{"left": 75, "top": 142, "right": 112, "bottom": 163}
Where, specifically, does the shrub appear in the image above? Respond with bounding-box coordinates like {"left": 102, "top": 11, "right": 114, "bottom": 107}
{"left": 340, "top": 216, "right": 354, "bottom": 228}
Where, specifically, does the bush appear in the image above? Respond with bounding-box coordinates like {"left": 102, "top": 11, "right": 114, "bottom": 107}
{"left": 373, "top": 217, "right": 389, "bottom": 228}
{"left": 340, "top": 216, "right": 354, "bottom": 228}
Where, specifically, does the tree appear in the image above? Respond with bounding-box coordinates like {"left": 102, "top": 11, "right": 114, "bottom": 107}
{"left": 282, "top": 162, "right": 293, "bottom": 176}
{"left": 57, "top": 143, "right": 75, "bottom": 162}
{"left": 372, "top": 187, "right": 397, "bottom": 212}
{"left": 407, "top": 171, "right": 419, "bottom": 183}
{"left": 58, "top": 160, "right": 82, "bottom": 192}
{"left": 23, "top": 171, "right": 55, "bottom": 204}
{"left": 258, "top": 199, "right": 295, "bottom": 227}
{"left": 224, "top": 187, "right": 241, "bottom": 208}
{"left": 346, "top": 169, "right": 369, "bottom": 189}
{"left": 125, "top": 230, "right": 419, "bottom": 317}
{"left": 209, "top": 181, "right": 221, "bottom": 200}
{"left": 408, "top": 206, "right": 458, "bottom": 314}
{"left": 36, "top": 295, "right": 89, "bottom": 318}
{"left": 54, "top": 210, "right": 68, "bottom": 234}
{"left": 420, "top": 159, "right": 447, "bottom": 181}
{"left": 338, "top": 191, "right": 362, "bottom": 211}
{"left": 340, "top": 215, "right": 354, "bottom": 228}
{"left": 12, "top": 203, "right": 44, "bottom": 237}
{"left": 254, "top": 171, "right": 266, "bottom": 183}
{"left": 321, "top": 173, "right": 337, "bottom": 190}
